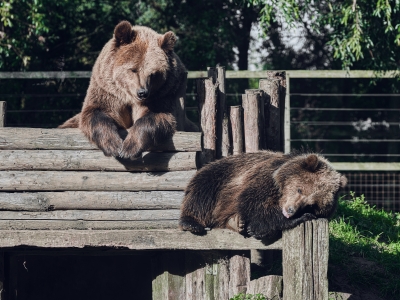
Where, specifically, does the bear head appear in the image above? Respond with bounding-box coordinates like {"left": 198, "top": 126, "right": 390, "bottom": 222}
{"left": 111, "top": 20, "right": 180, "bottom": 104}
{"left": 272, "top": 153, "right": 347, "bottom": 219}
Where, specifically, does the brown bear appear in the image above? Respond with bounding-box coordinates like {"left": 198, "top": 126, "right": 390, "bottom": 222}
{"left": 59, "top": 20, "right": 197, "bottom": 159}
{"left": 179, "top": 151, "right": 347, "bottom": 239}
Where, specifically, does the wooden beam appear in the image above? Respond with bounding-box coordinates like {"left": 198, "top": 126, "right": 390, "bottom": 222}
{"left": 0, "top": 128, "right": 202, "bottom": 151}
{"left": 242, "top": 89, "right": 265, "bottom": 152}
{"left": 230, "top": 106, "right": 244, "bottom": 155}
{"left": 0, "top": 210, "right": 180, "bottom": 221}
{"left": 1, "top": 70, "right": 399, "bottom": 80}
{"left": 282, "top": 219, "right": 329, "bottom": 300}
{"left": 331, "top": 162, "right": 400, "bottom": 171}
{"left": 0, "top": 191, "right": 183, "bottom": 211}
{"left": 0, "top": 150, "right": 197, "bottom": 172}
{"left": 0, "top": 170, "right": 196, "bottom": 191}
{"left": 0, "top": 229, "right": 282, "bottom": 250}
{"left": 0, "top": 220, "right": 179, "bottom": 231}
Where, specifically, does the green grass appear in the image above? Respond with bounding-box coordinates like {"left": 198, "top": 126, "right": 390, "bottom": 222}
{"left": 329, "top": 192, "right": 400, "bottom": 298}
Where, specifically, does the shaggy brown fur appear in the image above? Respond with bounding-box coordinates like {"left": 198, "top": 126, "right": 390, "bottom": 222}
{"left": 59, "top": 21, "right": 197, "bottom": 159}
{"left": 180, "top": 151, "right": 347, "bottom": 239}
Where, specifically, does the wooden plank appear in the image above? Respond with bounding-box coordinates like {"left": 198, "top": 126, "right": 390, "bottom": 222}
{"left": 282, "top": 219, "right": 329, "bottom": 300}
{"left": 0, "top": 150, "right": 197, "bottom": 171}
{"left": 0, "top": 191, "right": 183, "bottom": 211}
{"left": 0, "top": 229, "right": 282, "bottom": 250}
{"left": 0, "top": 170, "right": 196, "bottom": 191}
{"left": 0, "top": 220, "right": 178, "bottom": 231}
{"left": 0, "top": 71, "right": 92, "bottom": 79}
{"left": 0, "top": 102, "right": 5, "bottom": 128}
{"left": 0, "top": 128, "right": 201, "bottom": 151}
{"left": 0, "top": 210, "right": 180, "bottom": 221}
{"left": 331, "top": 162, "right": 400, "bottom": 171}
{"left": 284, "top": 74, "right": 291, "bottom": 153}
{"left": 185, "top": 252, "right": 207, "bottom": 300}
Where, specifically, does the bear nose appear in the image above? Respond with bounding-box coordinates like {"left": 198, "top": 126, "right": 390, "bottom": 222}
{"left": 287, "top": 207, "right": 295, "bottom": 215}
{"left": 137, "top": 88, "right": 149, "bottom": 99}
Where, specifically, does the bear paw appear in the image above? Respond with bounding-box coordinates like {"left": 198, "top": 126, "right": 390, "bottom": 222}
{"left": 179, "top": 217, "right": 206, "bottom": 235}
{"left": 119, "top": 139, "right": 143, "bottom": 160}
{"left": 99, "top": 137, "right": 123, "bottom": 157}
{"left": 302, "top": 213, "right": 317, "bottom": 221}
{"left": 247, "top": 225, "right": 267, "bottom": 240}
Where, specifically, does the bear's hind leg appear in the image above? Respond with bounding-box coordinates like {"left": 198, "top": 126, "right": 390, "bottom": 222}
{"left": 179, "top": 216, "right": 206, "bottom": 235}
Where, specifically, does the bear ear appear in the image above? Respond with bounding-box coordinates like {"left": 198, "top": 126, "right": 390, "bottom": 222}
{"left": 340, "top": 175, "right": 348, "bottom": 188}
{"left": 114, "top": 21, "right": 136, "bottom": 47}
{"left": 159, "top": 31, "right": 176, "bottom": 52}
{"left": 303, "top": 154, "right": 319, "bottom": 172}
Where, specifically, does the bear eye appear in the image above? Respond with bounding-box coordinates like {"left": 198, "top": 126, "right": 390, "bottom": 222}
{"left": 298, "top": 189, "right": 302, "bottom": 194}
{"left": 131, "top": 69, "right": 138, "bottom": 73}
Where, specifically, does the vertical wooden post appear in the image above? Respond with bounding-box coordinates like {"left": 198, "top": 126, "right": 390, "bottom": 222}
{"left": 259, "top": 72, "right": 286, "bottom": 151}
{"left": 284, "top": 74, "right": 291, "bottom": 153}
{"left": 228, "top": 252, "right": 250, "bottom": 299}
{"left": 242, "top": 89, "right": 265, "bottom": 152}
{"left": 152, "top": 251, "right": 186, "bottom": 300}
{"left": 0, "top": 102, "right": 6, "bottom": 127}
{"left": 282, "top": 219, "right": 329, "bottom": 300}
{"left": 217, "top": 66, "right": 231, "bottom": 158}
{"left": 229, "top": 106, "right": 244, "bottom": 155}
{"left": 197, "top": 77, "right": 218, "bottom": 165}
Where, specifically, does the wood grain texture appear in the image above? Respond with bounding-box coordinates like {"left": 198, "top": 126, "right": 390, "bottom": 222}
{"left": 0, "top": 102, "right": 5, "bottom": 128}
{"left": 0, "top": 128, "right": 201, "bottom": 151}
{"left": 228, "top": 253, "right": 250, "bottom": 298}
{"left": 247, "top": 275, "right": 283, "bottom": 298}
{"left": 242, "top": 89, "right": 265, "bottom": 152}
{"left": 0, "top": 150, "right": 197, "bottom": 171}
{"left": 0, "top": 229, "right": 282, "bottom": 250}
{"left": 230, "top": 106, "right": 244, "bottom": 155}
{"left": 282, "top": 219, "right": 329, "bottom": 300}
{"left": 0, "top": 191, "right": 184, "bottom": 211}
{"left": 0, "top": 220, "right": 179, "bottom": 231}
{"left": 0, "top": 170, "right": 196, "bottom": 191}
{"left": 0, "top": 210, "right": 180, "bottom": 221}
{"left": 197, "top": 78, "right": 218, "bottom": 164}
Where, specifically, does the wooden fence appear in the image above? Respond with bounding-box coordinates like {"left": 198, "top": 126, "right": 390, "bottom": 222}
{"left": 0, "top": 68, "right": 331, "bottom": 299}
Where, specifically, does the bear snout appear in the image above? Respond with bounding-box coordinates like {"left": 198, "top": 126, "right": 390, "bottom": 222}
{"left": 282, "top": 206, "right": 295, "bottom": 218}
{"left": 137, "top": 88, "right": 149, "bottom": 100}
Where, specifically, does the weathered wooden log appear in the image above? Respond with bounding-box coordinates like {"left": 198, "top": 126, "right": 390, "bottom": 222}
{"left": 0, "top": 191, "right": 184, "bottom": 211}
{"left": 0, "top": 128, "right": 201, "bottom": 151}
{"left": 152, "top": 252, "right": 186, "bottom": 300}
{"left": 0, "top": 102, "right": 5, "bottom": 127}
{"left": 242, "top": 89, "right": 265, "bottom": 152}
{"left": 184, "top": 252, "right": 209, "bottom": 300}
{"left": 228, "top": 253, "right": 250, "bottom": 298}
{"left": 217, "top": 66, "right": 230, "bottom": 158}
{"left": 197, "top": 77, "right": 218, "bottom": 165}
{"left": 230, "top": 106, "right": 244, "bottom": 155}
{"left": 221, "top": 115, "right": 231, "bottom": 157}
{"left": 0, "top": 150, "right": 197, "bottom": 172}
{"left": 259, "top": 72, "right": 286, "bottom": 151}
{"left": 0, "top": 220, "right": 179, "bottom": 231}
{"left": 282, "top": 219, "right": 329, "bottom": 300}
{"left": 247, "top": 275, "right": 283, "bottom": 298}
{"left": 0, "top": 210, "right": 180, "bottom": 221}
{"left": 0, "top": 170, "right": 196, "bottom": 191}
{"left": 0, "top": 229, "right": 282, "bottom": 250}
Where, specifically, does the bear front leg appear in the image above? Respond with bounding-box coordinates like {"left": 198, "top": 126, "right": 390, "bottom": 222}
{"left": 80, "top": 107, "right": 123, "bottom": 157}
{"left": 119, "top": 112, "right": 176, "bottom": 159}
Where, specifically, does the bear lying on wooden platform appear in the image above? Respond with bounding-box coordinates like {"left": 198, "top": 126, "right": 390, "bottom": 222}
{"left": 179, "top": 151, "right": 347, "bottom": 239}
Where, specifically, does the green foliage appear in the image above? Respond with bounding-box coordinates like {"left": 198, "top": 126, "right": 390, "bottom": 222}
{"left": 247, "top": 0, "right": 400, "bottom": 70}
{"left": 329, "top": 192, "right": 400, "bottom": 297}
{"left": 229, "top": 293, "right": 268, "bottom": 300}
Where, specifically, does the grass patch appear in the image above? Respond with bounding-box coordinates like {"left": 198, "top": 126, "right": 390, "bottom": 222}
{"left": 329, "top": 192, "right": 400, "bottom": 298}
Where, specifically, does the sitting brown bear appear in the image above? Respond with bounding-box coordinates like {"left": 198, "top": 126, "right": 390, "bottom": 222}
{"left": 180, "top": 151, "right": 347, "bottom": 239}
{"left": 59, "top": 20, "right": 197, "bottom": 159}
